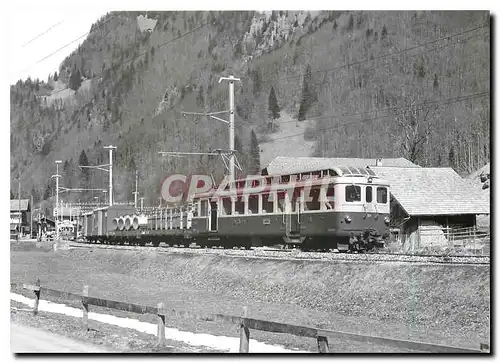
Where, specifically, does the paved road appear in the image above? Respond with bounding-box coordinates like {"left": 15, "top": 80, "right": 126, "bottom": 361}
{"left": 11, "top": 323, "right": 112, "bottom": 353}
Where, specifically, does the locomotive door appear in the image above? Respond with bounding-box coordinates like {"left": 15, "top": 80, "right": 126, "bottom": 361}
{"left": 364, "top": 185, "right": 377, "bottom": 215}
{"left": 284, "top": 192, "right": 301, "bottom": 237}
{"left": 209, "top": 201, "right": 218, "bottom": 232}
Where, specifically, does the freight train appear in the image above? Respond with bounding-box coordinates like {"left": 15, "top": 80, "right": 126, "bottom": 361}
{"left": 81, "top": 165, "right": 390, "bottom": 252}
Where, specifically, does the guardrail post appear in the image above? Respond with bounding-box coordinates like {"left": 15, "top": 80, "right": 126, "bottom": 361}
{"left": 33, "top": 278, "right": 40, "bottom": 316}
{"left": 82, "top": 285, "right": 89, "bottom": 331}
{"left": 157, "top": 302, "right": 166, "bottom": 346}
{"left": 317, "top": 335, "right": 329, "bottom": 353}
{"left": 239, "top": 306, "right": 250, "bottom": 353}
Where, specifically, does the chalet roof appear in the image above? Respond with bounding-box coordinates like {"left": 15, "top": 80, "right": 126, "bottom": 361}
{"left": 370, "top": 166, "right": 490, "bottom": 216}
{"left": 10, "top": 199, "right": 30, "bottom": 212}
{"left": 262, "top": 157, "right": 419, "bottom": 176}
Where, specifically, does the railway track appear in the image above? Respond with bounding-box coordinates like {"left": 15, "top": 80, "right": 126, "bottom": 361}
{"left": 67, "top": 241, "right": 490, "bottom": 266}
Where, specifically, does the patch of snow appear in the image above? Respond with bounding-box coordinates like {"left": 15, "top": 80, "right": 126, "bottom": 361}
{"left": 11, "top": 293, "right": 310, "bottom": 353}
{"left": 259, "top": 111, "right": 316, "bottom": 168}
{"left": 137, "top": 15, "right": 157, "bottom": 33}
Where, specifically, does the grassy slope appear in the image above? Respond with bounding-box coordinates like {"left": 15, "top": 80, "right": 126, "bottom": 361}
{"left": 10, "top": 241, "right": 489, "bottom": 352}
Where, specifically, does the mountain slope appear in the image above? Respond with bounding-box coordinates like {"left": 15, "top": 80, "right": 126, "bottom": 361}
{"left": 10, "top": 10, "right": 490, "bottom": 212}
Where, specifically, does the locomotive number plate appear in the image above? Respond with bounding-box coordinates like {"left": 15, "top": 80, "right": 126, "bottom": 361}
{"left": 263, "top": 218, "right": 271, "bottom": 225}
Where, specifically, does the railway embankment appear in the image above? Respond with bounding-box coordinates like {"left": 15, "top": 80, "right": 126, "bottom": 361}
{"left": 11, "top": 241, "right": 489, "bottom": 351}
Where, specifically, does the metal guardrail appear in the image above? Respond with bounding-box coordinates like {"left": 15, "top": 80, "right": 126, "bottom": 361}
{"left": 10, "top": 281, "right": 489, "bottom": 353}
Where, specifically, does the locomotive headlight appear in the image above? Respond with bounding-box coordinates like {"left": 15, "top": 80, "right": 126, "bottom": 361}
{"left": 345, "top": 215, "right": 352, "bottom": 223}
{"left": 384, "top": 216, "right": 390, "bottom": 225}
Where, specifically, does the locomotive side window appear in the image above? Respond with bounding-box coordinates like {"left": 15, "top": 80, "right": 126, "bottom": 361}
{"left": 305, "top": 187, "right": 321, "bottom": 211}
{"left": 235, "top": 196, "right": 245, "bottom": 215}
{"left": 248, "top": 194, "right": 259, "bottom": 214}
{"left": 200, "top": 200, "right": 208, "bottom": 217}
{"left": 345, "top": 185, "right": 361, "bottom": 202}
{"left": 262, "top": 192, "right": 273, "bottom": 213}
{"left": 277, "top": 192, "right": 286, "bottom": 212}
{"left": 377, "top": 187, "right": 388, "bottom": 204}
{"left": 366, "top": 186, "right": 373, "bottom": 203}
{"left": 221, "top": 197, "right": 232, "bottom": 215}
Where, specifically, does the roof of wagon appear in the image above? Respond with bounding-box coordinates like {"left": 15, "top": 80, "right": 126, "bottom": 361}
{"left": 261, "top": 157, "right": 419, "bottom": 176}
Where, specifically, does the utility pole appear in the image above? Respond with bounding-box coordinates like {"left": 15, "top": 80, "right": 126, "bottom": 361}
{"left": 17, "top": 176, "right": 21, "bottom": 238}
{"left": 134, "top": 170, "right": 138, "bottom": 208}
{"left": 160, "top": 75, "right": 242, "bottom": 182}
{"left": 219, "top": 75, "right": 240, "bottom": 182}
{"left": 104, "top": 145, "right": 117, "bottom": 206}
{"left": 79, "top": 145, "right": 117, "bottom": 207}
{"left": 30, "top": 195, "right": 33, "bottom": 239}
{"left": 51, "top": 160, "right": 62, "bottom": 241}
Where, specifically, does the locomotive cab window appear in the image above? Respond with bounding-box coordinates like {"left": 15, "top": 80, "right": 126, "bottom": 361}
{"left": 345, "top": 185, "right": 361, "bottom": 202}
{"left": 325, "top": 182, "right": 335, "bottom": 210}
{"left": 366, "top": 186, "right": 373, "bottom": 203}
{"left": 377, "top": 187, "right": 388, "bottom": 204}
{"left": 200, "top": 200, "right": 208, "bottom": 217}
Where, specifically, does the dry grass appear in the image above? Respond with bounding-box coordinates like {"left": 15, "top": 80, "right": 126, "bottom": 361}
{"left": 10, "top": 242, "right": 490, "bottom": 352}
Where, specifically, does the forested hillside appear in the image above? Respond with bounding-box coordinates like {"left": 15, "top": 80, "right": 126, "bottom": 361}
{"left": 10, "top": 11, "right": 490, "bottom": 211}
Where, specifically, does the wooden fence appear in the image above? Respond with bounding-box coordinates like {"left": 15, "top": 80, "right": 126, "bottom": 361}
{"left": 10, "top": 281, "right": 489, "bottom": 354}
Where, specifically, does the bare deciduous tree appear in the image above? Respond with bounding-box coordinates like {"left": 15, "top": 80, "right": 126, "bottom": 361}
{"left": 394, "top": 100, "right": 437, "bottom": 164}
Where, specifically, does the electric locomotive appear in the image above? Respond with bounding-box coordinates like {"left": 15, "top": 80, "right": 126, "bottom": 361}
{"left": 82, "top": 165, "right": 390, "bottom": 252}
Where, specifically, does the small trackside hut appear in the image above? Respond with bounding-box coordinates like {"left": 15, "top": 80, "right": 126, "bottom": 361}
{"left": 370, "top": 166, "right": 490, "bottom": 252}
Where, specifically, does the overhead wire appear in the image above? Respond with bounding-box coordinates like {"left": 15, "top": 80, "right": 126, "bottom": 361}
{"left": 48, "top": 19, "right": 213, "bottom": 97}
{"left": 26, "top": 15, "right": 489, "bottom": 150}
{"left": 247, "top": 26, "right": 488, "bottom": 117}
{"left": 22, "top": 20, "right": 65, "bottom": 47}
{"left": 256, "top": 23, "right": 488, "bottom": 86}
{"left": 259, "top": 92, "right": 489, "bottom": 142}
{"left": 18, "top": 14, "right": 119, "bottom": 75}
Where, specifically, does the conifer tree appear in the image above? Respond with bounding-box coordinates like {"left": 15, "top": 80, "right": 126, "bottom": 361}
{"left": 381, "top": 24, "right": 388, "bottom": 39}
{"left": 69, "top": 69, "right": 82, "bottom": 91}
{"left": 249, "top": 130, "right": 261, "bottom": 174}
{"left": 347, "top": 14, "right": 354, "bottom": 31}
{"left": 268, "top": 86, "right": 281, "bottom": 131}
{"left": 234, "top": 134, "right": 245, "bottom": 175}
{"left": 298, "top": 64, "right": 316, "bottom": 121}
{"left": 31, "top": 186, "right": 39, "bottom": 204}
{"left": 78, "top": 150, "right": 90, "bottom": 200}
{"left": 448, "top": 145, "right": 456, "bottom": 169}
